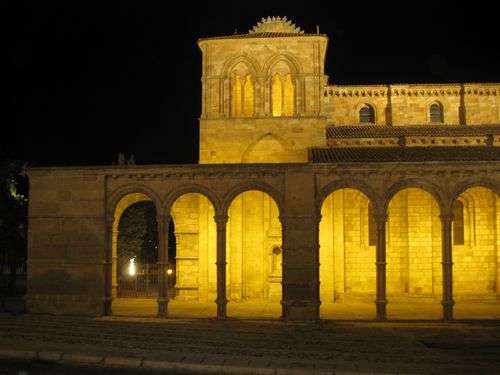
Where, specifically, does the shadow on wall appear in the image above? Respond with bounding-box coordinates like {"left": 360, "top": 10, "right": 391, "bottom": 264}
{"left": 25, "top": 270, "right": 104, "bottom": 315}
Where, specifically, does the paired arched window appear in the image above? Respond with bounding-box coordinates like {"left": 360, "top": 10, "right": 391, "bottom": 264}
{"left": 231, "top": 73, "right": 254, "bottom": 117}
{"left": 271, "top": 73, "right": 295, "bottom": 116}
{"left": 359, "top": 104, "right": 375, "bottom": 124}
{"left": 429, "top": 102, "right": 444, "bottom": 123}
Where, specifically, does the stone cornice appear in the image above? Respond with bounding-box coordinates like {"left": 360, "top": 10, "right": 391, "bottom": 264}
{"left": 324, "top": 83, "right": 500, "bottom": 98}
{"left": 26, "top": 161, "right": 500, "bottom": 183}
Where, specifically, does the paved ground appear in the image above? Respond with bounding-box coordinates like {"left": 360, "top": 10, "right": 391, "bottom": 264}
{"left": 0, "top": 313, "right": 499, "bottom": 374}
{"left": 113, "top": 298, "right": 500, "bottom": 320}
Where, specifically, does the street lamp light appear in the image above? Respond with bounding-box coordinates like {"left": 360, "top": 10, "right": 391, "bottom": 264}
{"left": 128, "top": 257, "right": 136, "bottom": 277}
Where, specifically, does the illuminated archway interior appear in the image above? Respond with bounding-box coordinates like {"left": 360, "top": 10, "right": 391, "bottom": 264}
{"left": 319, "top": 188, "right": 376, "bottom": 319}
{"left": 226, "top": 190, "right": 282, "bottom": 318}
{"left": 453, "top": 187, "right": 499, "bottom": 318}
{"left": 386, "top": 188, "right": 442, "bottom": 319}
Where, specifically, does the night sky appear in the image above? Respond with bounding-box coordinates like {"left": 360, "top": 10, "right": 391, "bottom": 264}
{"left": 4, "top": 1, "right": 500, "bottom": 167}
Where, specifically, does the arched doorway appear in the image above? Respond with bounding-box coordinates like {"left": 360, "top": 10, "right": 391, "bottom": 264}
{"left": 386, "top": 188, "right": 442, "bottom": 319}
{"left": 453, "top": 186, "right": 500, "bottom": 319}
{"left": 226, "top": 190, "right": 282, "bottom": 318}
{"left": 319, "top": 188, "right": 376, "bottom": 319}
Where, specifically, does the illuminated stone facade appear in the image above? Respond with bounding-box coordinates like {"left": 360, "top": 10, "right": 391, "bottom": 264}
{"left": 26, "top": 17, "right": 500, "bottom": 320}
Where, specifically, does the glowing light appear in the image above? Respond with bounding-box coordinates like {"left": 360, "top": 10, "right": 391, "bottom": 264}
{"left": 167, "top": 269, "right": 173, "bottom": 276}
{"left": 128, "top": 257, "right": 136, "bottom": 276}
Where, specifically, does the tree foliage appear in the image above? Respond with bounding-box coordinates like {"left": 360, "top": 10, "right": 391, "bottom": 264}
{"left": 117, "top": 201, "right": 158, "bottom": 264}
{"left": 0, "top": 159, "right": 28, "bottom": 291}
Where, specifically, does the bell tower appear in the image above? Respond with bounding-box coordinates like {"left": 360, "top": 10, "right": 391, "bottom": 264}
{"left": 198, "top": 16, "right": 329, "bottom": 163}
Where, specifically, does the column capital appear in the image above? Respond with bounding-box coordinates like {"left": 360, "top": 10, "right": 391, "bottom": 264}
{"left": 156, "top": 215, "right": 168, "bottom": 223}
{"left": 374, "top": 214, "right": 388, "bottom": 225}
{"left": 213, "top": 214, "right": 229, "bottom": 225}
{"left": 439, "top": 213, "right": 454, "bottom": 223}
{"left": 279, "top": 215, "right": 322, "bottom": 225}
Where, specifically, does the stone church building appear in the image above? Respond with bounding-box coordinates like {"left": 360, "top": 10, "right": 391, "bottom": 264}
{"left": 27, "top": 17, "right": 500, "bottom": 321}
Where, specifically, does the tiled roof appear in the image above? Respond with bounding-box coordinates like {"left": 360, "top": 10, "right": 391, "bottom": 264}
{"left": 198, "top": 32, "right": 324, "bottom": 41}
{"left": 326, "top": 125, "right": 500, "bottom": 139}
{"left": 310, "top": 146, "right": 500, "bottom": 163}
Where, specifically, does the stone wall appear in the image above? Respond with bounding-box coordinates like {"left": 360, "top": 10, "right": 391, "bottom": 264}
{"left": 324, "top": 84, "right": 500, "bottom": 126}
{"left": 199, "top": 117, "right": 326, "bottom": 163}
{"left": 453, "top": 187, "right": 498, "bottom": 298}
{"left": 27, "top": 172, "right": 105, "bottom": 315}
{"left": 26, "top": 163, "right": 499, "bottom": 319}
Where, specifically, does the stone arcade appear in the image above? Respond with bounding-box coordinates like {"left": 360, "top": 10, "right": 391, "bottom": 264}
{"left": 27, "top": 17, "right": 500, "bottom": 321}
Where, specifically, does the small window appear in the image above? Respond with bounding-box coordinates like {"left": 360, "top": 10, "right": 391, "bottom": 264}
{"left": 368, "top": 202, "right": 376, "bottom": 246}
{"left": 359, "top": 104, "right": 375, "bottom": 124}
{"left": 430, "top": 103, "right": 443, "bottom": 123}
{"left": 452, "top": 200, "right": 464, "bottom": 245}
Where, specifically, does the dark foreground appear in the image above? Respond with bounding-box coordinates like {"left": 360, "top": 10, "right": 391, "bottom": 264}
{"left": 0, "top": 313, "right": 499, "bottom": 374}
{"left": 0, "top": 360, "right": 191, "bottom": 375}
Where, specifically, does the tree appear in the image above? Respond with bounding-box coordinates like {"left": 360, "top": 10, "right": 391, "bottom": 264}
{"left": 0, "top": 159, "right": 28, "bottom": 297}
{"left": 117, "top": 201, "right": 158, "bottom": 265}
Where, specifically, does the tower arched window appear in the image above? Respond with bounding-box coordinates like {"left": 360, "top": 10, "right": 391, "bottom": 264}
{"left": 230, "top": 67, "right": 254, "bottom": 117}
{"left": 359, "top": 104, "right": 375, "bottom": 124}
{"left": 271, "top": 73, "right": 295, "bottom": 117}
{"left": 231, "top": 74, "right": 242, "bottom": 117}
{"left": 429, "top": 102, "right": 444, "bottom": 123}
{"left": 271, "top": 73, "right": 283, "bottom": 117}
{"left": 243, "top": 75, "right": 254, "bottom": 117}
{"left": 270, "top": 60, "right": 296, "bottom": 117}
{"left": 283, "top": 74, "right": 295, "bottom": 116}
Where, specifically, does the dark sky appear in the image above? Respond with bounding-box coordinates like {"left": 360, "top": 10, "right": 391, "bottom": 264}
{"left": 3, "top": 1, "right": 500, "bottom": 167}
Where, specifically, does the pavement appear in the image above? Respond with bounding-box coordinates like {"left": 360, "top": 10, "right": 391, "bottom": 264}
{"left": 0, "top": 313, "right": 500, "bottom": 374}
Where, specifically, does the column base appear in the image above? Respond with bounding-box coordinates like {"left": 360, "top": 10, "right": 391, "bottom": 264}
{"left": 441, "top": 300, "right": 455, "bottom": 321}
{"left": 157, "top": 298, "right": 169, "bottom": 318}
{"left": 282, "top": 300, "right": 319, "bottom": 321}
{"left": 216, "top": 298, "right": 228, "bottom": 319}
{"left": 111, "top": 284, "right": 118, "bottom": 299}
{"left": 375, "top": 299, "right": 387, "bottom": 321}
{"left": 103, "top": 297, "right": 113, "bottom": 316}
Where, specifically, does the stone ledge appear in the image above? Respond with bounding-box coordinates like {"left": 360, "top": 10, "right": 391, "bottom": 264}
{"left": 61, "top": 353, "right": 104, "bottom": 364}
{"left": 0, "top": 349, "right": 36, "bottom": 360}
{"left": 0, "top": 348, "right": 406, "bottom": 375}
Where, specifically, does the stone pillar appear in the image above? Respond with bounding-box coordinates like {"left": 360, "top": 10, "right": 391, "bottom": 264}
{"left": 103, "top": 216, "right": 113, "bottom": 316}
{"left": 281, "top": 215, "right": 321, "bottom": 320}
{"left": 282, "top": 171, "right": 319, "bottom": 321}
{"left": 214, "top": 214, "right": 228, "bottom": 319}
{"left": 157, "top": 216, "right": 169, "bottom": 317}
{"left": 374, "top": 212, "right": 388, "bottom": 320}
{"left": 111, "top": 229, "right": 119, "bottom": 298}
{"left": 440, "top": 212, "right": 454, "bottom": 321}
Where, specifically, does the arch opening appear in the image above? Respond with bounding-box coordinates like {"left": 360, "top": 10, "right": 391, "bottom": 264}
{"left": 453, "top": 187, "right": 500, "bottom": 319}
{"left": 386, "top": 188, "right": 442, "bottom": 319}
{"left": 226, "top": 190, "right": 282, "bottom": 318}
{"left": 319, "top": 188, "right": 376, "bottom": 320}
{"left": 111, "top": 193, "right": 159, "bottom": 316}
{"left": 167, "top": 193, "right": 217, "bottom": 318}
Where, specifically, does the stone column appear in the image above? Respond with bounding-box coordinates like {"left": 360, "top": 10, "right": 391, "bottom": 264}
{"left": 157, "top": 216, "right": 169, "bottom": 317}
{"left": 440, "top": 212, "right": 454, "bottom": 321}
{"left": 374, "top": 212, "right": 388, "bottom": 320}
{"left": 281, "top": 170, "right": 320, "bottom": 321}
{"left": 111, "top": 229, "right": 119, "bottom": 298}
{"left": 214, "top": 214, "right": 228, "bottom": 319}
{"left": 103, "top": 216, "right": 113, "bottom": 316}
